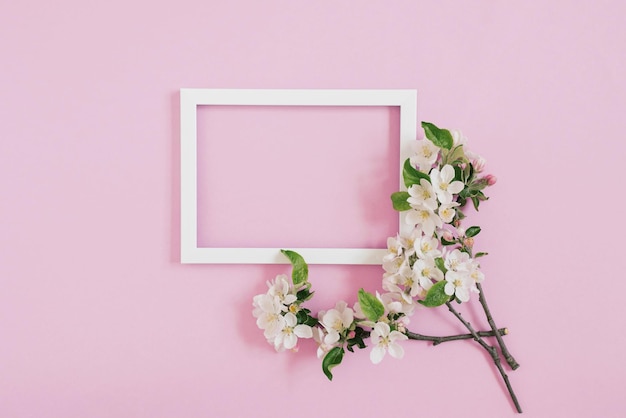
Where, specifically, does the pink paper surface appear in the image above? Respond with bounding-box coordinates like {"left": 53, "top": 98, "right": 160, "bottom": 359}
{"left": 196, "top": 105, "right": 399, "bottom": 248}
{"left": 1, "top": 1, "right": 626, "bottom": 417}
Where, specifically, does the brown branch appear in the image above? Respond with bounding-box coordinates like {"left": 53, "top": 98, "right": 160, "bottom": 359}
{"left": 405, "top": 328, "right": 508, "bottom": 345}
{"left": 445, "top": 302, "right": 523, "bottom": 414}
{"left": 476, "top": 282, "right": 520, "bottom": 370}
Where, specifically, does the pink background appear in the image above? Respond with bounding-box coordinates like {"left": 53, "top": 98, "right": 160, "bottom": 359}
{"left": 1, "top": 1, "right": 625, "bottom": 417}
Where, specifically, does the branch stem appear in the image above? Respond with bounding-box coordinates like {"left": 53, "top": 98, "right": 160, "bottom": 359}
{"left": 405, "top": 328, "right": 507, "bottom": 345}
{"left": 445, "top": 302, "right": 522, "bottom": 414}
{"left": 476, "top": 282, "right": 520, "bottom": 370}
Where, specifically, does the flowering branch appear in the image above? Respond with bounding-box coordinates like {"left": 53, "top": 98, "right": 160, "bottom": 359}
{"left": 445, "top": 301, "right": 522, "bottom": 413}
{"left": 405, "top": 327, "right": 508, "bottom": 345}
{"left": 251, "top": 121, "right": 522, "bottom": 414}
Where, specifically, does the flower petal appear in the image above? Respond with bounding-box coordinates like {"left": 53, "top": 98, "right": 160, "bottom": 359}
{"left": 284, "top": 312, "right": 297, "bottom": 327}
{"left": 444, "top": 282, "right": 455, "bottom": 296}
{"left": 388, "top": 342, "right": 405, "bottom": 359}
{"left": 324, "top": 331, "right": 340, "bottom": 345}
{"left": 294, "top": 325, "right": 313, "bottom": 339}
{"left": 373, "top": 322, "right": 390, "bottom": 337}
{"left": 283, "top": 333, "right": 297, "bottom": 350}
{"left": 370, "top": 346, "right": 386, "bottom": 364}
{"left": 448, "top": 181, "right": 464, "bottom": 195}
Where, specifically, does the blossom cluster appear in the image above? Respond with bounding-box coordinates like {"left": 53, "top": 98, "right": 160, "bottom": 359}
{"left": 385, "top": 124, "right": 496, "bottom": 308}
{"left": 250, "top": 122, "right": 522, "bottom": 413}
{"left": 254, "top": 276, "right": 410, "bottom": 367}
{"left": 252, "top": 121, "right": 498, "bottom": 377}
{"left": 314, "top": 294, "right": 410, "bottom": 366}
{"left": 252, "top": 273, "right": 314, "bottom": 351}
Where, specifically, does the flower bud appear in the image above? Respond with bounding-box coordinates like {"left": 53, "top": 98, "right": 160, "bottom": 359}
{"left": 442, "top": 230, "right": 454, "bottom": 242}
{"left": 347, "top": 330, "right": 356, "bottom": 339}
{"left": 472, "top": 156, "right": 486, "bottom": 173}
{"left": 485, "top": 174, "right": 497, "bottom": 186}
{"left": 463, "top": 237, "right": 474, "bottom": 248}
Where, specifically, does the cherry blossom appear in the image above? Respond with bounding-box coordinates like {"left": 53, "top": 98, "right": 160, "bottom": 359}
{"left": 369, "top": 322, "right": 408, "bottom": 364}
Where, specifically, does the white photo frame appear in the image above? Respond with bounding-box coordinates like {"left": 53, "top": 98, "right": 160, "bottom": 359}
{"left": 180, "top": 88, "right": 417, "bottom": 264}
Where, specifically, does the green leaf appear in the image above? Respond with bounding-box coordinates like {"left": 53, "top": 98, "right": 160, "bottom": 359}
{"left": 390, "top": 191, "right": 411, "bottom": 211}
{"left": 296, "top": 288, "right": 311, "bottom": 301}
{"left": 347, "top": 327, "right": 370, "bottom": 350}
{"left": 357, "top": 289, "right": 385, "bottom": 322}
{"left": 295, "top": 309, "right": 308, "bottom": 323}
{"left": 403, "top": 159, "right": 431, "bottom": 188}
{"left": 471, "top": 178, "right": 489, "bottom": 191}
{"left": 464, "top": 162, "right": 475, "bottom": 183}
{"left": 322, "top": 347, "right": 344, "bottom": 381}
{"left": 434, "top": 257, "right": 447, "bottom": 274}
{"left": 471, "top": 196, "right": 480, "bottom": 211}
{"left": 346, "top": 327, "right": 370, "bottom": 352}
{"left": 295, "top": 308, "right": 317, "bottom": 326}
{"left": 453, "top": 165, "right": 463, "bottom": 182}
{"left": 441, "top": 237, "right": 456, "bottom": 246}
{"left": 418, "top": 280, "right": 450, "bottom": 307}
{"left": 475, "top": 252, "right": 488, "bottom": 258}
{"left": 465, "top": 226, "right": 481, "bottom": 237}
{"left": 422, "top": 121, "right": 453, "bottom": 150}
{"left": 280, "top": 250, "right": 308, "bottom": 286}
{"left": 295, "top": 308, "right": 318, "bottom": 326}
{"left": 447, "top": 145, "right": 467, "bottom": 166}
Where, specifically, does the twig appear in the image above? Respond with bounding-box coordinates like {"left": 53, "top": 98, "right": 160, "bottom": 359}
{"left": 405, "top": 328, "right": 508, "bottom": 345}
{"left": 445, "top": 302, "right": 522, "bottom": 414}
{"left": 476, "top": 282, "right": 520, "bottom": 370}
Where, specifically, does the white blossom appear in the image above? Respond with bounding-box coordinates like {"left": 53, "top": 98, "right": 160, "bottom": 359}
{"left": 444, "top": 249, "right": 471, "bottom": 272}
{"left": 406, "top": 204, "right": 442, "bottom": 237}
{"left": 369, "top": 322, "right": 408, "bottom": 364}
{"left": 273, "top": 312, "right": 312, "bottom": 351}
{"left": 377, "top": 291, "right": 404, "bottom": 315}
{"left": 450, "top": 129, "right": 467, "bottom": 147}
{"left": 253, "top": 294, "right": 285, "bottom": 339}
{"left": 312, "top": 327, "right": 335, "bottom": 359}
{"left": 438, "top": 202, "right": 460, "bottom": 224}
{"left": 413, "top": 257, "right": 444, "bottom": 291}
{"left": 320, "top": 301, "right": 354, "bottom": 345}
{"left": 430, "top": 165, "right": 464, "bottom": 204}
{"left": 266, "top": 274, "right": 297, "bottom": 309}
{"left": 410, "top": 139, "right": 439, "bottom": 171}
{"left": 416, "top": 235, "right": 442, "bottom": 259}
{"left": 469, "top": 260, "right": 485, "bottom": 284}
{"left": 408, "top": 179, "right": 438, "bottom": 211}
{"left": 383, "top": 236, "right": 404, "bottom": 263}
{"left": 444, "top": 270, "right": 472, "bottom": 303}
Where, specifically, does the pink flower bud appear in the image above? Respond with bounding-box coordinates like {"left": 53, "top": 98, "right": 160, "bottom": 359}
{"left": 472, "top": 156, "right": 486, "bottom": 173}
{"left": 347, "top": 330, "right": 356, "bottom": 339}
{"left": 463, "top": 237, "right": 474, "bottom": 248}
{"left": 485, "top": 174, "right": 497, "bottom": 186}
{"left": 442, "top": 231, "right": 454, "bottom": 241}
